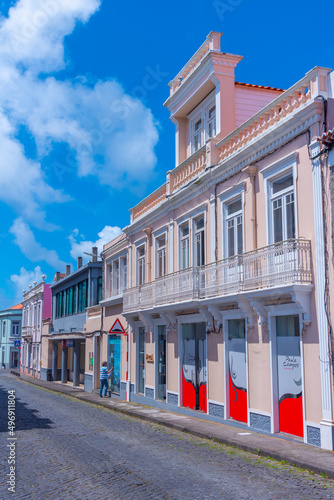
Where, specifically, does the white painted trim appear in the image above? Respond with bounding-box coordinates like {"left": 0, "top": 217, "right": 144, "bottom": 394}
{"left": 263, "top": 155, "right": 298, "bottom": 245}
{"left": 249, "top": 409, "right": 271, "bottom": 417}
{"left": 210, "top": 197, "right": 216, "bottom": 263}
{"left": 220, "top": 184, "right": 245, "bottom": 259}
{"left": 169, "top": 222, "right": 174, "bottom": 274}
{"left": 310, "top": 140, "right": 333, "bottom": 450}
{"left": 175, "top": 202, "right": 207, "bottom": 224}
{"left": 154, "top": 230, "right": 168, "bottom": 279}
{"left": 208, "top": 398, "right": 225, "bottom": 406}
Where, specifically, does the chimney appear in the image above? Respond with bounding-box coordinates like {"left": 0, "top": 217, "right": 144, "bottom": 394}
{"left": 55, "top": 272, "right": 61, "bottom": 282}
{"left": 92, "top": 246, "right": 98, "bottom": 262}
{"left": 77, "top": 256, "right": 83, "bottom": 269}
{"left": 66, "top": 265, "right": 71, "bottom": 276}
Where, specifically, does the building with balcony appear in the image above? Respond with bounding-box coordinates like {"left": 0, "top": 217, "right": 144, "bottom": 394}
{"left": 98, "top": 32, "right": 334, "bottom": 449}
{"left": 83, "top": 233, "right": 129, "bottom": 396}
{"left": 0, "top": 304, "right": 22, "bottom": 369}
{"left": 46, "top": 250, "right": 102, "bottom": 390}
{"left": 21, "top": 279, "right": 51, "bottom": 379}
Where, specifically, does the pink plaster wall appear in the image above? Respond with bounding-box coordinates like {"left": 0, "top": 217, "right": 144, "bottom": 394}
{"left": 42, "top": 284, "right": 52, "bottom": 320}
{"left": 234, "top": 86, "right": 283, "bottom": 128}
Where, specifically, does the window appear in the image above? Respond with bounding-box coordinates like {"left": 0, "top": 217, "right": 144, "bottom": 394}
{"left": 137, "top": 246, "right": 146, "bottom": 286}
{"left": 270, "top": 173, "right": 295, "bottom": 243}
{"left": 225, "top": 197, "right": 243, "bottom": 257}
{"left": 78, "top": 280, "right": 88, "bottom": 312}
{"left": 180, "top": 224, "right": 190, "bottom": 270}
{"left": 193, "top": 119, "right": 202, "bottom": 152}
{"left": 194, "top": 217, "right": 205, "bottom": 266}
{"left": 189, "top": 93, "right": 217, "bottom": 154}
{"left": 106, "top": 255, "right": 127, "bottom": 297}
{"left": 207, "top": 105, "right": 216, "bottom": 139}
{"left": 2, "top": 321, "right": 6, "bottom": 337}
{"left": 11, "top": 322, "right": 20, "bottom": 336}
{"left": 98, "top": 277, "right": 103, "bottom": 303}
{"left": 65, "top": 285, "right": 77, "bottom": 316}
{"left": 56, "top": 290, "right": 65, "bottom": 318}
{"left": 156, "top": 235, "right": 166, "bottom": 278}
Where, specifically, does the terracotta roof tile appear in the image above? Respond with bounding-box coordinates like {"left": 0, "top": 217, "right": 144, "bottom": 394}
{"left": 9, "top": 303, "right": 23, "bottom": 310}
{"left": 235, "top": 81, "right": 284, "bottom": 92}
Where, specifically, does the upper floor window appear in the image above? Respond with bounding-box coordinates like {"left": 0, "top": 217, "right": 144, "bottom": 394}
{"left": 2, "top": 321, "right": 6, "bottom": 337}
{"left": 137, "top": 246, "right": 146, "bottom": 286}
{"left": 189, "top": 93, "right": 217, "bottom": 154}
{"left": 193, "top": 119, "right": 202, "bottom": 152}
{"left": 180, "top": 224, "right": 190, "bottom": 270}
{"left": 207, "top": 106, "right": 216, "bottom": 139}
{"left": 11, "top": 322, "right": 20, "bottom": 336}
{"left": 194, "top": 216, "right": 205, "bottom": 266}
{"left": 156, "top": 235, "right": 167, "bottom": 278}
{"left": 225, "top": 197, "right": 243, "bottom": 257}
{"left": 65, "top": 285, "right": 77, "bottom": 316}
{"left": 271, "top": 173, "right": 295, "bottom": 243}
{"left": 56, "top": 290, "right": 65, "bottom": 318}
{"left": 98, "top": 277, "right": 103, "bottom": 303}
{"left": 78, "top": 280, "right": 88, "bottom": 312}
{"left": 107, "top": 255, "right": 127, "bottom": 297}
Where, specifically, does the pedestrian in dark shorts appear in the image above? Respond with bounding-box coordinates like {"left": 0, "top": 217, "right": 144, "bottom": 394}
{"left": 100, "top": 361, "right": 113, "bottom": 397}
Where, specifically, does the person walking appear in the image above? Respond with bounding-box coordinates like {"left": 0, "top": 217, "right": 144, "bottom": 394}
{"left": 100, "top": 361, "right": 113, "bottom": 397}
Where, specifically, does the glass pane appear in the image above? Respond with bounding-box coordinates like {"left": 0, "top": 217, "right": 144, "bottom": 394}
{"left": 209, "top": 106, "right": 215, "bottom": 119}
{"left": 237, "top": 217, "right": 243, "bottom": 255}
{"left": 228, "top": 319, "right": 245, "bottom": 340}
{"left": 181, "top": 225, "right": 189, "bottom": 237}
{"left": 228, "top": 220, "right": 235, "bottom": 257}
{"left": 286, "top": 194, "right": 295, "bottom": 239}
{"left": 273, "top": 200, "right": 283, "bottom": 243}
{"left": 195, "top": 217, "right": 204, "bottom": 230}
{"left": 195, "top": 119, "right": 201, "bottom": 131}
{"left": 273, "top": 174, "right": 293, "bottom": 194}
{"left": 276, "top": 315, "right": 299, "bottom": 337}
{"left": 227, "top": 198, "right": 242, "bottom": 215}
{"left": 157, "top": 236, "right": 165, "bottom": 248}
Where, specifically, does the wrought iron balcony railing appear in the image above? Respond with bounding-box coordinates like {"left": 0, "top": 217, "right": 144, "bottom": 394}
{"left": 123, "top": 239, "right": 312, "bottom": 314}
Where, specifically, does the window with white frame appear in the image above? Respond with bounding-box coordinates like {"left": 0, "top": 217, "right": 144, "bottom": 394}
{"left": 270, "top": 172, "right": 295, "bottom": 243}
{"left": 2, "top": 321, "right": 6, "bottom": 337}
{"left": 189, "top": 92, "right": 217, "bottom": 154}
{"left": 225, "top": 197, "right": 243, "bottom": 258}
{"left": 180, "top": 224, "right": 190, "bottom": 270}
{"left": 11, "top": 321, "right": 20, "bottom": 336}
{"left": 207, "top": 105, "right": 216, "bottom": 140}
{"left": 156, "top": 235, "right": 166, "bottom": 278}
{"left": 193, "top": 118, "right": 202, "bottom": 152}
{"left": 194, "top": 216, "right": 205, "bottom": 266}
{"left": 106, "top": 255, "right": 128, "bottom": 297}
{"left": 136, "top": 246, "right": 146, "bottom": 286}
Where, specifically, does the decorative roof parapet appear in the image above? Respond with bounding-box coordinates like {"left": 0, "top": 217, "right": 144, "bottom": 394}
{"left": 217, "top": 66, "right": 331, "bottom": 162}
{"left": 168, "top": 144, "right": 207, "bottom": 194}
{"left": 168, "top": 32, "right": 222, "bottom": 97}
{"left": 130, "top": 184, "right": 167, "bottom": 222}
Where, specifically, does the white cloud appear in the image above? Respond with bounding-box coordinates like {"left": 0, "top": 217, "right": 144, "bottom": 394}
{"left": 0, "top": 0, "right": 160, "bottom": 227}
{"left": 10, "top": 218, "right": 67, "bottom": 269}
{"left": 69, "top": 225, "right": 122, "bottom": 261}
{"left": 10, "top": 265, "right": 45, "bottom": 297}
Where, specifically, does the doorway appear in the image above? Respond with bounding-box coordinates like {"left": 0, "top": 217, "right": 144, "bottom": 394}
{"left": 108, "top": 335, "right": 121, "bottom": 394}
{"left": 276, "top": 315, "right": 303, "bottom": 437}
{"left": 157, "top": 325, "right": 166, "bottom": 400}
{"left": 228, "top": 319, "right": 247, "bottom": 423}
{"left": 182, "top": 322, "right": 207, "bottom": 411}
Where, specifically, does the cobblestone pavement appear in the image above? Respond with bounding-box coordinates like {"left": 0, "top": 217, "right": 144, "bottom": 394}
{"left": 1, "top": 373, "right": 334, "bottom": 500}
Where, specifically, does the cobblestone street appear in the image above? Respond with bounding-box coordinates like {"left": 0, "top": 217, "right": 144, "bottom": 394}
{"left": 1, "top": 373, "right": 334, "bottom": 500}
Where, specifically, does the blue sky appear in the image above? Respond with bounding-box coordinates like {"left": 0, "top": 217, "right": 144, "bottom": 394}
{"left": 0, "top": 0, "right": 333, "bottom": 309}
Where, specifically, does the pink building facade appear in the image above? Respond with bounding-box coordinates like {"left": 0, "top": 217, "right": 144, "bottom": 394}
{"left": 95, "top": 33, "right": 334, "bottom": 450}
{"left": 21, "top": 278, "right": 51, "bottom": 380}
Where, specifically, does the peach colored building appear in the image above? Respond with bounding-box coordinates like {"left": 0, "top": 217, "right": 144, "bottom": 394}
{"left": 96, "top": 32, "right": 334, "bottom": 450}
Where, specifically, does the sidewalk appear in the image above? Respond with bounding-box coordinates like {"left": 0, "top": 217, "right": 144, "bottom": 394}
{"left": 13, "top": 371, "right": 334, "bottom": 479}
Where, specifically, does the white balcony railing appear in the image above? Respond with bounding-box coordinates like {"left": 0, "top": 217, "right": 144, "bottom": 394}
{"left": 123, "top": 239, "right": 312, "bottom": 314}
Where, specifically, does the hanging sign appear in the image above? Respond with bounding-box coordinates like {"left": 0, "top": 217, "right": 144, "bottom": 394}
{"left": 109, "top": 318, "right": 125, "bottom": 334}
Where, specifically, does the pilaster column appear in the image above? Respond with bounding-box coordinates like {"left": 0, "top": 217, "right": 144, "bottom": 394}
{"left": 73, "top": 341, "right": 80, "bottom": 387}
{"left": 52, "top": 341, "right": 58, "bottom": 381}
{"left": 311, "top": 140, "right": 334, "bottom": 450}
{"left": 61, "top": 344, "right": 68, "bottom": 384}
